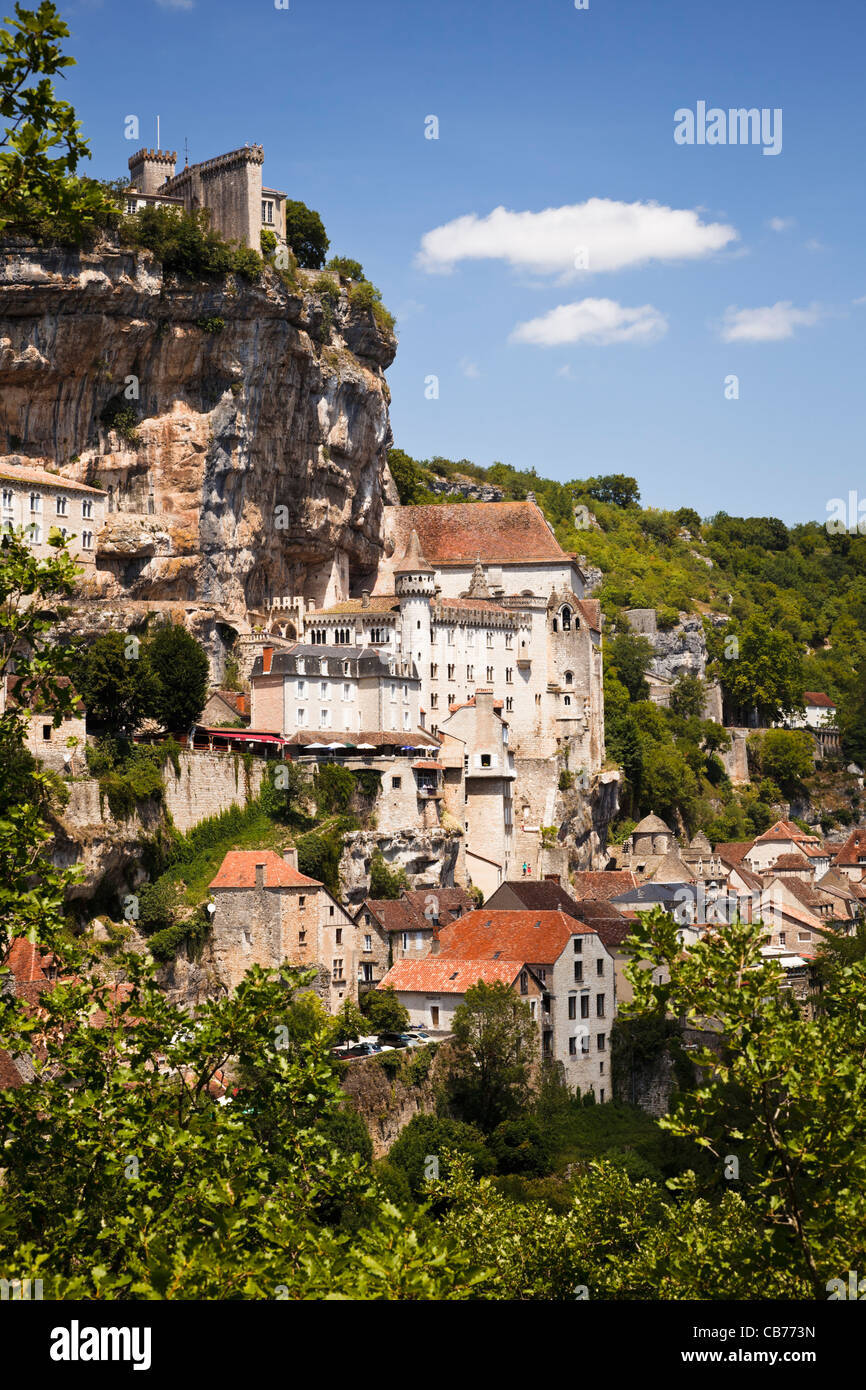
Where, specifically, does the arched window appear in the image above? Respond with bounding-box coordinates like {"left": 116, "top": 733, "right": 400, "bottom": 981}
{"left": 561, "top": 606, "right": 572, "bottom": 631}
{"left": 564, "top": 670, "right": 573, "bottom": 685}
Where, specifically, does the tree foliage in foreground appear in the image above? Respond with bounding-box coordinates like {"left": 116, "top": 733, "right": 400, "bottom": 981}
{"left": 0, "top": 528, "right": 81, "bottom": 955}
{"left": 0, "top": 2, "right": 117, "bottom": 237}
{"left": 622, "top": 906, "right": 866, "bottom": 1297}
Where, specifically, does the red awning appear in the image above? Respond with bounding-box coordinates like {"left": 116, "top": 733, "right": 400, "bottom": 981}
{"left": 199, "top": 728, "right": 285, "bottom": 744}
{"left": 412, "top": 760, "right": 444, "bottom": 770}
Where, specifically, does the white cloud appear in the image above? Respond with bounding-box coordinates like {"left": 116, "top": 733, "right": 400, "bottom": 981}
{"left": 853, "top": 295, "right": 866, "bottom": 307}
{"left": 768, "top": 217, "right": 795, "bottom": 232}
{"left": 510, "top": 298, "right": 668, "bottom": 347}
{"left": 720, "top": 301, "right": 823, "bottom": 343}
{"left": 805, "top": 238, "right": 827, "bottom": 253}
{"left": 156, "top": 0, "right": 194, "bottom": 9}
{"left": 417, "top": 198, "right": 737, "bottom": 278}
{"left": 459, "top": 357, "right": 480, "bottom": 378}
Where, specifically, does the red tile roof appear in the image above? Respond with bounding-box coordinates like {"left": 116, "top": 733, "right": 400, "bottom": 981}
{"left": 384, "top": 501, "right": 572, "bottom": 566}
{"left": 714, "top": 841, "right": 753, "bottom": 866}
{"left": 209, "top": 850, "right": 321, "bottom": 891}
{"left": 803, "top": 692, "right": 836, "bottom": 708}
{"left": 770, "top": 852, "right": 811, "bottom": 869}
{"left": 0, "top": 461, "right": 107, "bottom": 495}
{"left": 379, "top": 957, "right": 528, "bottom": 994}
{"left": 831, "top": 828, "right": 866, "bottom": 867}
{"left": 437, "top": 908, "right": 596, "bottom": 965}
{"left": 571, "top": 870, "right": 638, "bottom": 901}
{"left": 753, "top": 820, "right": 819, "bottom": 845}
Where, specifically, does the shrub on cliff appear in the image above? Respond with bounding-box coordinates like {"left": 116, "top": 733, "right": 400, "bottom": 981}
{"left": 368, "top": 850, "right": 407, "bottom": 900}
{"left": 119, "top": 205, "right": 263, "bottom": 282}
{"left": 348, "top": 278, "right": 396, "bottom": 335}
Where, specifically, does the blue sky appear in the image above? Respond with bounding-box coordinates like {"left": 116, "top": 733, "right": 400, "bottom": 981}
{"left": 62, "top": 0, "right": 865, "bottom": 523}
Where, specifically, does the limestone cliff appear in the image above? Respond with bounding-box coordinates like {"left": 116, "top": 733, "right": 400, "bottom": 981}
{"left": 0, "top": 239, "right": 396, "bottom": 664}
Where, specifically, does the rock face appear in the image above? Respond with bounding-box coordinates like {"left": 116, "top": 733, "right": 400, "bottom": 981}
{"left": 624, "top": 608, "right": 724, "bottom": 722}
{"left": 549, "top": 769, "right": 622, "bottom": 878}
{"left": 426, "top": 473, "right": 504, "bottom": 503}
{"left": 339, "top": 828, "right": 465, "bottom": 906}
{"left": 0, "top": 240, "right": 396, "bottom": 659}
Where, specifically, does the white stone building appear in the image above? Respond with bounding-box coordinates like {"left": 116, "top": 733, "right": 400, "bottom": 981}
{"left": 0, "top": 462, "right": 106, "bottom": 569}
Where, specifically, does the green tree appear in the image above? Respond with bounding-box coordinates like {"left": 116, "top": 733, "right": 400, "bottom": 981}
{"left": 446, "top": 980, "right": 539, "bottom": 1132}
{"left": 488, "top": 1116, "right": 553, "bottom": 1175}
{"left": 717, "top": 612, "right": 803, "bottom": 725}
{"left": 78, "top": 630, "right": 154, "bottom": 732}
{"left": 327, "top": 255, "right": 363, "bottom": 280}
{"left": 359, "top": 984, "right": 409, "bottom": 1033}
{"left": 387, "top": 448, "right": 433, "bottom": 505}
{"left": 641, "top": 744, "right": 699, "bottom": 826}
{"left": 748, "top": 728, "right": 814, "bottom": 797}
{"left": 608, "top": 631, "right": 654, "bottom": 702}
{"left": 623, "top": 907, "right": 866, "bottom": 1296}
{"left": 387, "top": 1113, "right": 495, "bottom": 1195}
{"left": 332, "top": 996, "right": 366, "bottom": 1045}
{"left": 0, "top": 2, "right": 116, "bottom": 237}
{"left": 670, "top": 673, "right": 705, "bottom": 720}
{"left": 144, "top": 623, "right": 210, "bottom": 732}
{"left": 0, "top": 958, "right": 487, "bottom": 1297}
{"left": 283, "top": 198, "right": 329, "bottom": 269}
{"left": 0, "top": 527, "right": 81, "bottom": 953}
{"left": 579, "top": 474, "right": 641, "bottom": 509}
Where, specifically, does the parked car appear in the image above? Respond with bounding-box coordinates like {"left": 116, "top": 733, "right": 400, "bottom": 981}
{"left": 377, "top": 1031, "right": 422, "bottom": 1049}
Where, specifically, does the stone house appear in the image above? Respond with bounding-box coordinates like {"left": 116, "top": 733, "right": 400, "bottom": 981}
{"left": 745, "top": 821, "right": 829, "bottom": 877}
{"left": 0, "top": 675, "right": 87, "bottom": 775}
{"left": 377, "top": 956, "right": 545, "bottom": 1036}
{"left": 126, "top": 144, "right": 287, "bottom": 252}
{"left": 355, "top": 887, "right": 474, "bottom": 977}
{"left": 208, "top": 849, "right": 356, "bottom": 1012}
{"left": 200, "top": 690, "right": 249, "bottom": 727}
{"left": 830, "top": 827, "right": 866, "bottom": 882}
{"left": 1, "top": 462, "right": 106, "bottom": 570}
{"left": 435, "top": 909, "right": 616, "bottom": 1099}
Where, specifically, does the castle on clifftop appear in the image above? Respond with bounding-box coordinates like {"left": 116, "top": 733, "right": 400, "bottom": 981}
{"left": 125, "top": 144, "right": 287, "bottom": 251}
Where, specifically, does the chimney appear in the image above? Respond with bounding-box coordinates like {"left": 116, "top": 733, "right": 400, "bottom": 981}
{"left": 255, "top": 861, "right": 266, "bottom": 889}
{"left": 544, "top": 872, "right": 561, "bottom": 885}
{"left": 283, "top": 848, "right": 298, "bottom": 870}
{"left": 430, "top": 926, "right": 440, "bottom": 956}
{"left": 361, "top": 590, "right": 370, "bottom": 609}
{"left": 262, "top": 645, "right": 274, "bottom": 675}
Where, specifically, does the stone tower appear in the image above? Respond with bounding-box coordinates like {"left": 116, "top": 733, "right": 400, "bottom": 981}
{"left": 128, "top": 148, "right": 177, "bottom": 195}
{"left": 394, "top": 529, "right": 435, "bottom": 688}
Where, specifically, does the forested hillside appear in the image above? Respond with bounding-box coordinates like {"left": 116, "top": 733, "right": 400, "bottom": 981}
{"left": 390, "top": 449, "right": 866, "bottom": 839}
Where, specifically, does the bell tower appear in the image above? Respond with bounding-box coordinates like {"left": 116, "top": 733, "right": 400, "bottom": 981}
{"left": 394, "top": 529, "right": 435, "bottom": 696}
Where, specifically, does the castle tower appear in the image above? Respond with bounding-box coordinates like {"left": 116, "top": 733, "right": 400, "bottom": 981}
{"left": 128, "top": 148, "right": 177, "bottom": 195}
{"left": 394, "top": 529, "right": 435, "bottom": 699}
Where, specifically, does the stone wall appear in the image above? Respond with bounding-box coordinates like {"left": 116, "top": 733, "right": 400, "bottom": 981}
{"left": 721, "top": 728, "right": 751, "bottom": 785}
{"left": 340, "top": 1042, "right": 454, "bottom": 1158}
